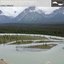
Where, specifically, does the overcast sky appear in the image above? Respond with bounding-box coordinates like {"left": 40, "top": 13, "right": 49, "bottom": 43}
{"left": 0, "top": 0, "right": 51, "bottom": 6}
{"left": 0, "top": 7, "right": 59, "bottom": 17}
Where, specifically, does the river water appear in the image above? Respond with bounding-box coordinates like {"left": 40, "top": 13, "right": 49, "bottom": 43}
{"left": 0, "top": 42, "right": 64, "bottom": 64}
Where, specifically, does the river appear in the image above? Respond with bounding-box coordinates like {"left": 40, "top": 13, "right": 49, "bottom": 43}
{"left": 0, "top": 42, "right": 64, "bottom": 64}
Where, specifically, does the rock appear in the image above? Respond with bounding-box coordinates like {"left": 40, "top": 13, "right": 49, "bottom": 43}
{"left": 0, "top": 59, "right": 7, "bottom": 64}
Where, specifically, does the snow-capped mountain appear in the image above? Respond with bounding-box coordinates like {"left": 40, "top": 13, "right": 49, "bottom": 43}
{"left": 47, "top": 7, "right": 64, "bottom": 24}
{"left": 15, "top": 7, "right": 64, "bottom": 24}
{"left": 0, "top": 10, "right": 2, "bottom": 14}
{"left": 15, "top": 6, "right": 46, "bottom": 24}
{"left": 0, "top": 7, "right": 64, "bottom": 24}
{"left": 0, "top": 10, "right": 14, "bottom": 23}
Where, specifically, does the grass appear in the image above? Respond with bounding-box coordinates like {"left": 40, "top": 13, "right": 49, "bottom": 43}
{"left": 49, "top": 37, "right": 63, "bottom": 40}
{"left": 26, "top": 44, "right": 57, "bottom": 49}
{"left": 0, "top": 35, "right": 48, "bottom": 44}
{"left": 34, "top": 41, "right": 55, "bottom": 43}
{"left": 12, "top": 40, "right": 33, "bottom": 44}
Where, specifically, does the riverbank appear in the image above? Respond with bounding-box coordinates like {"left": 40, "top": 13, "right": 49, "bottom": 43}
{"left": 0, "top": 59, "right": 7, "bottom": 64}
{"left": 0, "top": 34, "right": 48, "bottom": 44}
{"left": 0, "top": 33, "right": 64, "bottom": 44}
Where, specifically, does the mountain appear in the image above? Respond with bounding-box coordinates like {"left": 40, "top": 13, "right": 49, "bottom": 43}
{"left": 15, "top": 6, "right": 46, "bottom": 24}
{"left": 47, "top": 7, "right": 64, "bottom": 24}
{"left": 0, "top": 7, "right": 64, "bottom": 24}
{"left": 0, "top": 10, "right": 2, "bottom": 14}
{"left": 0, "top": 10, "right": 14, "bottom": 23}
{"left": 15, "top": 7, "right": 64, "bottom": 24}
{"left": 0, "top": 15, "right": 14, "bottom": 23}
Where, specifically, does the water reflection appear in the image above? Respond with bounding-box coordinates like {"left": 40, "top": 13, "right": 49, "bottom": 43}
{"left": 0, "top": 42, "right": 64, "bottom": 64}
{"left": 16, "top": 48, "right": 48, "bottom": 52}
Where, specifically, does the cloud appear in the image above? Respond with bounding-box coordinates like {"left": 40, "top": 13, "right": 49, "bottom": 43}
{"left": 0, "top": 7, "right": 59, "bottom": 17}
{"left": 0, "top": 7, "right": 26, "bottom": 17}
{"left": 38, "top": 7, "right": 59, "bottom": 14}
{"left": 0, "top": 0, "right": 51, "bottom": 6}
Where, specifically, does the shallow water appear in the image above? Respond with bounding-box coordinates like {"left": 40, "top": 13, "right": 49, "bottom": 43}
{"left": 0, "top": 42, "right": 64, "bottom": 64}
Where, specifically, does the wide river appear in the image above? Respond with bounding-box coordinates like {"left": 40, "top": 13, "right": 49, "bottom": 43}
{"left": 0, "top": 42, "right": 64, "bottom": 64}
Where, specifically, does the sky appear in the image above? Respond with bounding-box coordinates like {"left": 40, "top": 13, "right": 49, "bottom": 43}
{"left": 0, "top": 0, "right": 51, "bottom": 6}
{"left": 0, "top": 7, "right": 59, "bottom": 17}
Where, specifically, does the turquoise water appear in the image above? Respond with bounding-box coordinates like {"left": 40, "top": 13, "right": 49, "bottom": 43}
{"left": 0, "top": 43, "right": 64, "bottom": 64}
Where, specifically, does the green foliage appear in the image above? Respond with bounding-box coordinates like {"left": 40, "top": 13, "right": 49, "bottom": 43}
{"left": 27, "top": 44, "right": 57, "bottom": 49}
{"left": 0, "top": 35, "right": 47, "bottom": 44}
{"left": 0, "top": 24, "right": 64, "bottom": 37}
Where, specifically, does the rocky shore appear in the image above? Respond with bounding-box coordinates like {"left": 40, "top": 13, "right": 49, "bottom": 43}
{"left": 0, "top": 59, "right": 7, "bottom": 64}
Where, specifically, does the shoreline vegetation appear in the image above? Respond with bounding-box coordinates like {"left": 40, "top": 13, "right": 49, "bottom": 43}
{"left": 25, "top": 44, "right": 57, "bottom": 49}
{"left": 0, "top": 24, "right": 64, "bottom": 37}
{"left": 0, "top": 35, "right": 48, "bottom": 44}
{"left": 0, "top": 33, "right": 63, "bottom": 44}
{"left": 0, "top": 33, "right": 63, "bottom": 49}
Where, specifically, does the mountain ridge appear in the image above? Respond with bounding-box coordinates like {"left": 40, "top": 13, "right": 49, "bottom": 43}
{"left": 0, "top": 7, "right": 64, "bottom": 24}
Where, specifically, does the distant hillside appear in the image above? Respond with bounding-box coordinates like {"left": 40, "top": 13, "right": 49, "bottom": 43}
{"left": 0, "top": 23, "right": 64, "bottom": 37}
{"left": 0, "top": 7, "right": 64, "bottom": 37}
